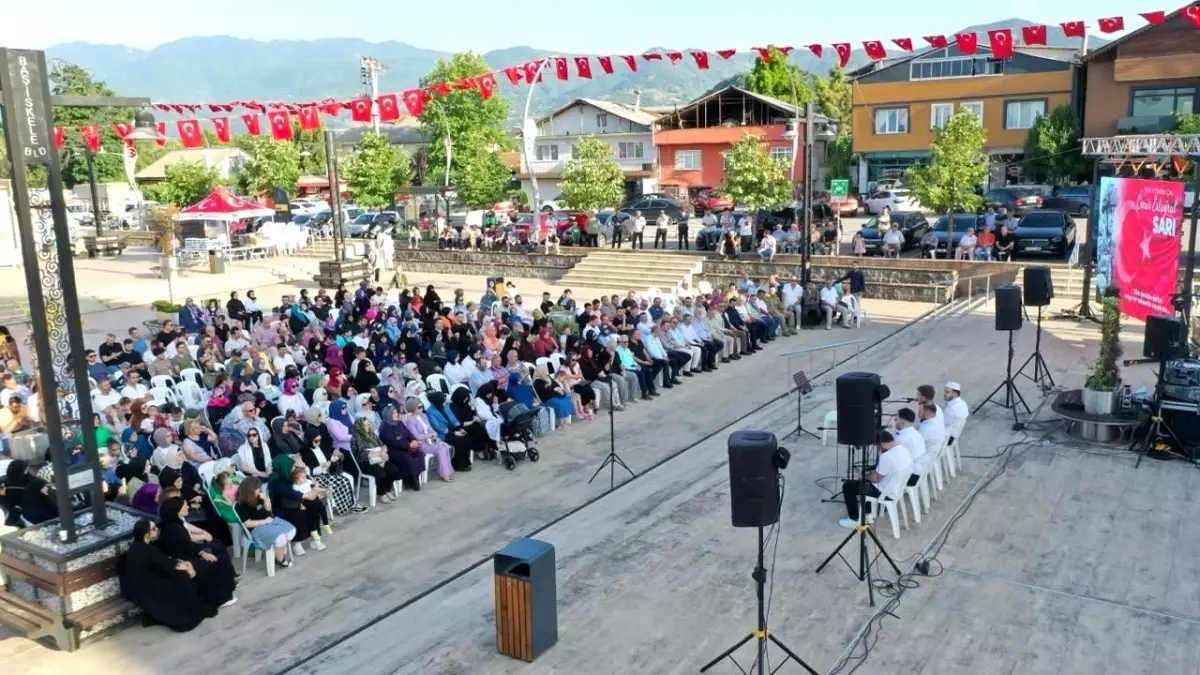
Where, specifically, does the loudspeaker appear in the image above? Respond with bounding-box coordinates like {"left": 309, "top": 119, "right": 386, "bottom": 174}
{"left": 1144, "top": 314, "right": 1187, "bottom": 360}
{"left": 995, "top": 285, "right": 1023, "bottom": 331}
{"left": 728, "top": 430, "right": 781, "bottom": 528}
{"left": 836, "top": 371, "right": 880, "bottom": 447}
{"left": 1023, "top": 266, "right": 1053, "bottom": 307}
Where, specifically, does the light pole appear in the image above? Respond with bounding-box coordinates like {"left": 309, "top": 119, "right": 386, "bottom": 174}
{"left": 521, "top": 58, "right": 551, "bottom": 211}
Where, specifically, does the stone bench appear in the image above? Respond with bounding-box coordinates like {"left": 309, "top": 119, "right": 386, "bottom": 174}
{"left": 394, "top": 249, "right": 585, "bottom": 281}
{"left": 701, "top": 257, "right": 965, "bottom": 304}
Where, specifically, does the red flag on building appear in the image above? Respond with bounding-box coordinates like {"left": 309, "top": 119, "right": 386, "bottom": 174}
{"left": 955, "top": 32, "right": 978, "bottom": 54}
{"left": 155, "top": 122, "right": 167, "bottom": 146}
{"left": 863, "top": 41, "right": 887, "bottom": 60}
{"left": 266, "top": 110, "right": 292, "bottom": 140}
{"left": 555, "top": 57, "right": 569, "bottom": 80}
{"left": 297, "top": 106, "right": 321, "bottom": 131}
{"left": 79, "top": 125, "right": 101, "bottom": 152}
{"left": 833, "top": 43, "right": 852, "bottom": 67}
{"left": 176, "top": 119, "right": 204, "bottom": 148}
{"left": 377, "top": 93, "right": 401, "bottom": 121}
{"left": 924, "top": 35, "right": 949, "bottom": 48}
{"left": 893, "top": 38, "right": 914, "bottom": 52}
{"left": 691, "top": 51, "right": 710, "bottom": 69}
{"left": 642, "top": 52, "right": 663, "bottom": 61}
{"left": 667, "top": 51, "right": 683, "bottom": 63}
{"left": 402, "top": 89, "right": 427, "bottom": 117}
{"left": 598, "top": 56, "right": 614, "bottom": 74}
{"left": 1097, "top": 16, "right": 1125, "bottom": 34}
{"left": 988, "top": 29, "right": 1014, "bottom": 58}
{"left": 1185, "top": 5, "right": 1200, "bottom": 28}
{"left": 1140, "top": 10, "right": 1167, "bottom": 25}
{"left": 620, "top": 55, "right": 638, "bottom": 72}
{"left": 503, "top": 66, "right": 522, "bottom": 85}
{"left": 524, "top": 60, "right": 544, "bottom": 83}
{"left": 477, "top": 72, "right": 497, "bottom": 100}
{"left": 1022, "top": 25, "right": 1048, "bottom": 45}
{"left": 717, "top": 49, "right": 737, "bottom": 60}
{"left": 347, "top": 98, "right": 372, "bottom": 122}
{"left": 1060, "top": 21, "right": 1086, "bottom": 38}
{"left": 574, "top": 56, "right": 592, "bottom": 79}
{"left": 212, "top": 116, "right": 231, "bottom": 143}
{"left": 806, "top": 44, "right": 823, "bottom": 58}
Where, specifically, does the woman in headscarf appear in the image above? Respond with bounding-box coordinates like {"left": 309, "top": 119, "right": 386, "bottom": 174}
{"left": 325, "top": 399, "right": 354, "bottom": 454}
{"left": 299, "top": 427, "right": 361, "bottom": 514}
{"left": 350, "top": 416, "right": 399, "bottom": 503}
{"left": 325, "top": 366, "right": 347, "bottom": 400}
{"left": 206, "top": 374, "right": 233, "bottom": 427}
{"left": 150, "top": 429, "right": 185, "bottom": 472}
{"left": 2, "top": 459, "right": 56, "bottom": 525}
{"left": 277, "top": 377, "right": 309, "bottom": 418}
{"left": 324, "top": 343, "right": 346, "bottom": 372}
{"left": 443, "top": 349, "right": 469, "bottom": 385}
{"left": 379, "top": 404, "right": 425, "bottom": 492}
{"left": 121, "top": 518, "right": 218, "bottom": 632}
{"left": 266, "top": 455, "right": 326, "bottom": 553}
{"left": 354, "top": 355, "right": 380, "bottom": 392}
{"left": 236, "top": 426, "right": 272, "bottom": 479}
{"left": 481, "top": 323, "right": 502, "bottom": 354}
{"left": 403, "top": 398, "right": 455, "bottom": 482}
{"left": 226, "top": 291, "right": 247, "bottom": 328}
{"left": 424, "top": 391, "right": 477, "bottom": 471}
{"left": 450, "top": 386, "right": 492, "bottom": 461}
{"left": 254, "top": 391, "right": 280, "bottom": 424}
{"left": 156, "top": 496, "right": 237, "bottom": 609}
{"left": 409, "top": 289, "right": 424, "bottom": 315}
{"left": 534, "top": 363, "right": 577, "bottom": 423}
{"left": 272, "top": 410, "right": 307, "bottom": 457}
{"left": 472, "top": 382, "right": 505, "bottom": 448}
{"left": 422, "top": 284, "right": 442, "bottom": 315}
{"left": 354, "top": 394, "right": 382, "bottom": 429}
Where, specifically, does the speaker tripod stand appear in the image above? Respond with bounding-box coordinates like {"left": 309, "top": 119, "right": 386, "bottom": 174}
{"left": 701, "top": 525, "right": 817, "bottom": 675}
{"left": 588, "top": 383, "right": 635, "bottom": 490}
{"left": 1132, "top": 354, "right": 1188, "bottom": 468}
{"left": 1016, "top": 305, "right": 1055, "bottom": 392}
{"left": 975, "top": 329, "right": 1031, "bottom": 429}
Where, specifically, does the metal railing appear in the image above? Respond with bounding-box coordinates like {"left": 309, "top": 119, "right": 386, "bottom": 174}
{"left": 1064, "top": 243, "right": 1080, "bottom": 295}
{"left": 779, "top": 338, "right": 866, "bottom": 393}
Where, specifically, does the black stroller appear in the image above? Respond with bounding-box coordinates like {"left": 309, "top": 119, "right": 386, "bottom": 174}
{"left": 497, "top": 400, "right": 541, "bottom": 470}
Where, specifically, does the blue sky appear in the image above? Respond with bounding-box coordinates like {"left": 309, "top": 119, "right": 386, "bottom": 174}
{"left": 3, "top": 0, "right": 1166, "bottom": 52}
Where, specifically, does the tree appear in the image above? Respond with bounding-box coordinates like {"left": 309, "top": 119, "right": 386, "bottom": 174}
{"left": 141, "top": 161, "right": 224, "bottom": 207}
{"left": 343, "top": 132, "right": 414, "bottom": 208}
{"left": 816, "top": 65, "right": 856, "bottom": 187}
{"left": 1023, "top": 104, "right": 1086, "bottom": 184}
{"left": 906, "top": 109, "right": 988, "bottom": 215}
{"left": 47, "top": 62, "right": 133, "bottom": 188}
{"left": 289, "top": 122, "right": 327, "bottom": 176}
{"left": 743, "top": 46, "right": 812, "bottom": 104}
{"left": 721, "top": 133, "right": 793, "bottom": 210}
{"left": 453, "top": 139, "right": 512, "bottom": 208}
{"left": 558, "top": 137, "right": 624, "bottom": 211}
{"left": 235, "top": 134, "right": 301, "bottom": 196}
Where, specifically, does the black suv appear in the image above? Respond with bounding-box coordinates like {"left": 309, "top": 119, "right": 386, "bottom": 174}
{"left": 858, "top": 211, "right": 929, "bottom": 255}
{"left": 983, "top": 187, "right": 1043, "bottom": 215}
{"left": 1012, "top": 209, "right": 1075, "bottom": 258}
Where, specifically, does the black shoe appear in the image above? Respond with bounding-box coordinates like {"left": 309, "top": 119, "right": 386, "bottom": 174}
{"left": 403, "top": 478, "right": 421, "bottom": 492}
{"left": 683, "top": 371, "right": 694, "bottom": 377}
{"left": 720, "top": 357, "right": 730, "bottom": 364}
{"left": 278, "top": 558, "right": 292, "bottom": 569}
{"left": 670, "top": 378, "right": 683, "bottom": 385}
{"left": 662, "top": 383, "right": 674, "bottom": 389}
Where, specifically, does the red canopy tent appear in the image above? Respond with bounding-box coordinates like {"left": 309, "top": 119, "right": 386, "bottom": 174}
{"left": 175, "top": 186, "right": 274, "bottom": 223}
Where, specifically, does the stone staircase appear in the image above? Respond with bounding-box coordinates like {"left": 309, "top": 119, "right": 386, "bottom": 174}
{"left": 554, "top": 249, "right": 703, "bottom": 295}
{"left": 1048, "top": 264, "right": 1084, "bottom": 300}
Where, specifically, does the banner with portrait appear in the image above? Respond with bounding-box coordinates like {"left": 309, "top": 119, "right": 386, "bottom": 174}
{"left": 1094, "top": 177, "right": 1184, "bottom": 321}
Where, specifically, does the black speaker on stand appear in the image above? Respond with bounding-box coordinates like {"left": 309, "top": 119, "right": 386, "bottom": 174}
{"left": 975, "top": 285, "right": 1032, "bottom": 429}
{"left": 1015, "top": 266, "right": 1055, "bottom": 391}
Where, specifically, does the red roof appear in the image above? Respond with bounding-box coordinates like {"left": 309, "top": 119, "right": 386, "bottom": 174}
{"left": 176, "top": 186, "right": 273, "bottom": 221}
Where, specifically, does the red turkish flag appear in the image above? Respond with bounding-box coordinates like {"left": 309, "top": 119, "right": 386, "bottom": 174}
{"left": 778, "top": 47, "right": 795, "bottom": 56}
{"left": 523, "top": 60, "right": 544, "bottom": 83}
{"left": 667, "top": 51, "right": 683, "bottom": 63}
{"left": 717, "top": 49, "right": 737, "bottom": 60}
{"left": 429, "top": 82, "right": 451, "bottom": 96}
{"left": 863, "top": 41, "right": 887, "bottom": 60}
{"left": 176, "top": 119, "right": 204, "bottom": 148}
{"left": 691, "top": 51, "right": 710, "bottom": 69}
{"left": 503, "top": 66, "right": 522, "bottom": 85}
{"left": 988, "top": 29, "right": 1014, "bottom": 58}
{"left": 893, "top": 38, "right": 914, "bottom": 52}
{"left": 241, "top": 114, "right": 261, "bottom": 136}
{"left": 1186, "top": 5, "right": 1200, "bottom": 28}
{"left": 555, "top": 57, "right": 569, "bottom": 80}
{"left": 155, "top": 122, "right": 167, "bottom": 146}
{"left": 319, "top": 99, "right": 342, "bottom": 117}
{"left": 574, "top": 56, "right": 592, "bottom": 79}
{"left": 1140, "top": 10, "right": 1167, "bottom": 25}
{"left": 753, "top": 47, "right": 771, "bottom": 61}
{"left": 598, "top": 56, "right": 614, "bottom": 74}
{"left": 1060, "top": 21, "right": 1086, "bottom": 38}
{"left": 620, "top": 55, "right": 638, "bottom": 72}
{"left": 54, "top": 126, "right": 64, "bottom": 149}
{"left": 297, "top": 106, "right": 321, "bottom": 131}
{"left": 806, "top": 44, "right": 823, "bottom": 58}
{"left": 642, "top": 52, "right": 663, "bottom": 61}
{"left": 955, "top": 32, "right": 978, "bottom": 54}
{"left": 1097, "top": 16, "right": 1125, "bottom": 34}
{"left": 833, "top": 43, "right": 852, "bottom": 67}
{"left": 347, "top": 97, "right": 372, "bottom": 122}
{"left": 477, "top": 72, "right": 497, "bottom": 100}
{"left": 112, "top": 121, "right": 132, "bottom": 139}
{"left": 401, "top": 89, "right": 427, "bottom": 117}
{"left": 79, "top": 125, "right": 101, "bottom": 152}
{"left": 924, "top": 35, "right": 949, "bottom": 48}
{"left": 1022, "top": 25, "right": 1048, "bottom": 45}
{"left": 452, "top": 77, "right": 474, "bottom": 91}
{"left": 212, "top": 116, "right": 231, "bottom": 143}
{"left": 266, "top": 110, "right": 292, "bottom": 140}
{"left": 377, "top": 93, "right": 401, "bottom": 121}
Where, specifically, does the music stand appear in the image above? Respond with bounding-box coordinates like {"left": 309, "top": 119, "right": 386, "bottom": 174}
{"left": 785, "top": 370, "right": 820, "bottom": 442}
{"left": 975, "top": 329, "right": 1031, "bottom": 429}
{"left": 589, "top": 382, "right": 635, "bottom": 490}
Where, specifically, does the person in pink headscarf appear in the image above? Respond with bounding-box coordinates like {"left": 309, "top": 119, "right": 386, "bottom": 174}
{"left": 403, "top": 397, "right": 455, "bottom": 482}
{"left": 277, "top": 377, "right": 309, "bottom": 418}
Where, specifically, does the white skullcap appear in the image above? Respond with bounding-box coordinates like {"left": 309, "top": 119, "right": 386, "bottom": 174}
{"left": 945, "top": 381, "right": 961, "bottom": 392}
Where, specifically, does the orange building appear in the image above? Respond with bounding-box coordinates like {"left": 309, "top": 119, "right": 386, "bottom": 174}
{"left": 653, "top": 86, "right": 829, "bottom": 204}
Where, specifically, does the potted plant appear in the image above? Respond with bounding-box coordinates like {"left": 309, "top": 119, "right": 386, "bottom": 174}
{"left": 151, "top": 300, "right": 182, "bottom": 323}
{"left": 1082, "top": 288, "right": 1122, "bottom": 414}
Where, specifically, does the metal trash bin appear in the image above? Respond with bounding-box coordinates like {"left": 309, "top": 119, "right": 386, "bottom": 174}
{"left": 208, "top": 249, "right": 225, "bottom": 274}
{"left": 493, "top": 537, "right": 557, "bottom": 662}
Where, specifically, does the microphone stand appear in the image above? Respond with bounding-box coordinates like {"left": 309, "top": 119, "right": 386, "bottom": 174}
{"left": 588, "top": 378, "right": 635, "bottom": 490}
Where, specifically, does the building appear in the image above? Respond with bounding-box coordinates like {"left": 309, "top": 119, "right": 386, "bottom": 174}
{"left": 653, "top": 86, "right": 827, "bottom": 205}
{"left": 849, "top": 43, "right": 1077, "bottom": 189}
{"left": 517, "top": 98, "right": 660, "bottom": 205}
{"left": 135, "top": 148, "right": 248, "bottom": 184}
{"left": 1080, "top": 9, "right": 1200, "bottom": 137}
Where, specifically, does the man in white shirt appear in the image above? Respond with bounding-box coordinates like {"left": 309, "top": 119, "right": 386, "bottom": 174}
{"left": 757, "top": 232, "right": 777, "bottom": 261}
{"left": 120, "top": 372, "right": 149, "bottom": 400}
{"left": 918, "top": 403, "right": 945, "bottom": 450}
{"left": 738, "top": 213, "right": 754, "bottom": 253}
{"left": 654, "top": 211, "right": 670, "bottom": 249}
{"left": 943, "top": 380, "right": 970, "bottom": 443}
{"left": 819, "top": 279, "right": 847, "bottom": 330}
{"left": 840, "top": 430, "right": 912, "bottom": 528}
{"left": 702, "top": 210, "right": 718, "bottom": 228}
{"left": 917, "top": 384, "right": 944, "bottom": 425}
{"left": 92, "top": 378, "right": 123, "bottom": 413}
{"left": 894, "top": 408, "right": 927, "bottom": 487}
{"left": 224, "top": 326, "right": 250, "bottom": 355}
{"left": 956, "top": 227, "right": 978, "bottom": 260}
{"left": 632, "top": 211, "right": 647, "bottom": 249}
{"left": 882, "top": 223, "right": 904, "bottom": 258}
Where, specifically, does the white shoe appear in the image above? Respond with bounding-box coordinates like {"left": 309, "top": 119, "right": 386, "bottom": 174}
{"left": 292, "top": 542, "right": 306, "bottom": 556}
{"left": 310, "top": 539, "right": 327, "bottom": 551}
{"left": 839, "top": 518, "right": 859, "bottom": 529}
{"left": 220, "top": 596, "right": 238, "bottom": 608}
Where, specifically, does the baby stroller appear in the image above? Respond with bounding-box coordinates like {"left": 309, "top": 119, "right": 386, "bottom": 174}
{"left": 497, "top": 400, "right": 541, "bottom": 470}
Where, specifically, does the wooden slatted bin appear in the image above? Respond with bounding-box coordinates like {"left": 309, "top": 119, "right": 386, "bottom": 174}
{"left": 493, "top": 537, "right": 556, "bottom": 662}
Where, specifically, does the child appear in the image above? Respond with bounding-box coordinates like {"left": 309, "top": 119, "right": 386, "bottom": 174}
{"left": 291, "top": 464, "right": 332, "bottom": 549}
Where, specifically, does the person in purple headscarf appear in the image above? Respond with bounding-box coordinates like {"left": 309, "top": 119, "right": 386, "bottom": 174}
{"left": 403, "top": 397, "right": 454, "bottom": 482}
{"left": 379, "top": 404, "right": 426, "bottom": 492}
{"left": 324, "top": 343, "right": 346, "bottom": 371}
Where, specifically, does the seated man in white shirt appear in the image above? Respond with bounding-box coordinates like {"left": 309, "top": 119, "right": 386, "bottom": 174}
{"left": 781, "top": 276, "right": 804, "bottom": 328}
{"left": 120, "top": 371, "right": 150, "bottom": 400}
{"left": 819, "top": 279, "right": 848, "bottom": 330}
{"left": 943, "top": 380, "right": 970, "bottom": 443}
{"left": 224, "top": 326, "right": 250, "bottom": 355}
{"left": 917, "top": 384, "right": 944, "bottom": 425}
{"left": 91, "top": 378, "right": 123, "bottom": 413}
{"left": 918, "top": 402, "right": 945, "bottom": 450}
{"left": 757, "top": 233, "right": 777, "bottom": 261}
{"left": 894, "top": 408, "right": 927, "bottom": 487}
{"left": 840, "top": 430, "right": 912, "bottom": 528}
{"left": 955, "top": 227, "right": 978, "bottom": 260}
{"left": 882, "top": 223, "right": 905, "bottom": 258}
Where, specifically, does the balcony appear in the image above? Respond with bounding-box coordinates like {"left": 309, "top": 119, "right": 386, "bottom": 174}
{"left": 1117, "top": 115, "right": 1177, "bottom": 134}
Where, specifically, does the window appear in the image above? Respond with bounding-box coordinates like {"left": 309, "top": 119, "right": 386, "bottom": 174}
{"left": 874, "top": 107, "right": 909, "bottom": 134}
{"left": 618, "top": 141, "right": 644, "bottom": 159}
{"left": 769, "top": 146, "right": 794, "bottom": 163}
{"left": 535, "top": 144, "right": 559, "bottom": 161}
{"left": 675, "top": 150, "right": 701, "bottom": 170}
{"left": 721, "top": 151, "right": 733, "bottom": 171}
{"left": 1132, "top": 87, "right": 1196, "bottom": 117}
{"left": 1005, "top": 100, "right": 1046, "bottom": 129}
{"left": 910, "top": 57, "right": 1002, "bottom": 81}
{"left": 931, "top": 103, "right": 954, "bottom": 130}
{"left": 596, "top": 113, "right": 609, "bottom": 129}
{"left": 960, "top": 101, "right": 984, "bottom": 122}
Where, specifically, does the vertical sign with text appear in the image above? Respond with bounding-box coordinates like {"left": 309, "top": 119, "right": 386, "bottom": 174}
{"left": 4, "top": 50, "right": 53, "bottom": 165}
{"left": 1094, "top": 176, "right": 1184, "bottom": 320}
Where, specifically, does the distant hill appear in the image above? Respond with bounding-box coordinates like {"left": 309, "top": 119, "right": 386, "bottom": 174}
{"left": 46, "top": 22, "right": 1105, "bottom": 123}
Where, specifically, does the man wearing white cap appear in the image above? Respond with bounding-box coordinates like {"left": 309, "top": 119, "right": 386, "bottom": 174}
{"left": 943, "top": 380, "right": 969, "bottom": 443}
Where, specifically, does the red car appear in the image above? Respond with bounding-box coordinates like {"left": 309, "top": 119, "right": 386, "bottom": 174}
{"left": 693, "top": 189, "right": 733, "bottom": 214}
{"left": 820, "top": 191, "right": 860, "bottom": 217}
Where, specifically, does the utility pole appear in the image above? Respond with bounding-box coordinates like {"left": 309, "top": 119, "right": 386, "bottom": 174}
{"left": 360, "top": 56, "right": 386, "bottom": 135}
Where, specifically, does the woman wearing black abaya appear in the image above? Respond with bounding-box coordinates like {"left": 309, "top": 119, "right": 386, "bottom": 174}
{"left": 156, "top": 497, "right": 237, "bottom": 609}
{"left": 423, "top": 285, "right": 443, "bottom": 316}
{"left": 450, "top": 386, "right": 495, "bottom": 461}
{"left": 3, "top": 459, "right": 57, "bottom": 525}
{"left": 425, "top": 391, "right": 477, "bottom": 471}
{"left": 121, "top": 518, "right": 217, "bottom": 632}
{"left": 226, "top": 291, "right": 247, "bottom": 328}
{"left": 354, "top": 356, "right": 380, "bottom": 392}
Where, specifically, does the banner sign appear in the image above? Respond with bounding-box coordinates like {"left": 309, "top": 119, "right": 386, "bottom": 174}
{"left": 1095, "top": 176, "right": 1184, "bottom": 320}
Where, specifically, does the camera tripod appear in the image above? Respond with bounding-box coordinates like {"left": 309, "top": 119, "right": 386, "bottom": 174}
{"left": 815, "top": 445, "right": 903, "bottom": 607}
{"left": 1016, "top": 305, "right": 1055, "bottom": 391}
{"left": 588, "top": 383, "right": 635, "bottom": 490}
{"left": 975, "top": 329, "right": 1031, "bottom": 429}
{"left": 701, "top": 525, "right": 817, "bottom": 675}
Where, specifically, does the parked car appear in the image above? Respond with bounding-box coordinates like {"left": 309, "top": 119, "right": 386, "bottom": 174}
{"left": 858, "top": 211, "right": 930, "bottom": 254}
{"left": 539, "top": 198, "right": 562, "bottom": 212}
{"left": 692, "top": 189, "right": 733, "bottom": 215}
{"left": 864, "top": 189, "right": 920, "bottom": 215}
{"left": 619, "top": 197, "right": 686, "bottom": 223}
{"left": 930, "top": 214, "right": 987, "bottom": 256}
{"left": 345, "top": 212, "right": 378, "bottom": 237}
{"left": 982, "top": 187, "right": 1043, "bottom": 215}
{"left": 694, "top": 204, "right": 832, "bottom": 250}
{"left": 1042, "top": 185, "right": 1093, "bottom": 217}
{"left": 1011, "top": 209, "right": 1075, "bottom": 258}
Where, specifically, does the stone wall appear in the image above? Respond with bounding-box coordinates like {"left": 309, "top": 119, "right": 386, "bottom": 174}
{"left": 394, "top": 249, "right": 584, "bottom": 281}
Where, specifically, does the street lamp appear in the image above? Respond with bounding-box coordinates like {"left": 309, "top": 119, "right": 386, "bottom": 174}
{"left": 785, "top": 103, "right": 837, "bottom": 283}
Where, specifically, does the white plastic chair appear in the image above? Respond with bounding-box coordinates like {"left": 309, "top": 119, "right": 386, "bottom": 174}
{"left": 179, "top": 368, "right": 204, "bottom": 388}
{"left": 346, "top": 450, "right": 377, "bottom": 507}
{"left": 548, "top": 352, "right": 566, "bottom": 372}
{"left": 196, "top": 461, "right": 219, "bottom": 487}
{"left": 148, "top": 386, "right": 178, "bottom": 405}
{"left": 821, "top": 410, "right": 838, "bottom": 446}
{"left": 902, "top": 471, "right": 926, "bottom": 525}
{"left": 843, "top": 295, "right": 866, "bottom": 327}
{"left": 426, "top": 374, "right": 450, "bottom": 395}
{"left": 212, "top": 361, "right": 226, "bottom": 373}
{"left": 535, "top": 357, "right": 555, "bottom": 375}
{"left": 175, "top": 381, "right": 206, "bottom": 412}
{"left": 864, "top": 461, "right": 912, "bottom": 539}
{"left": 944, "top": 424, "right": 964, "bottom": 477}
{"left": 150, "top": 375, "right": 175, "bottom": 390}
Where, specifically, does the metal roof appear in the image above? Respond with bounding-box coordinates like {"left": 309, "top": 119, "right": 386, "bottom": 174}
{"left": 535, "top": 98, "right": 659, "bottom": 127}
{"left": 136, "top": 148, "right": 247, "bottom": 180}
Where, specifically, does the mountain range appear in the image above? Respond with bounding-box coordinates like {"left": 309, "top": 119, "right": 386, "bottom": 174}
{"left": 47, "top": 20, "right": 1106, "bottom": 122}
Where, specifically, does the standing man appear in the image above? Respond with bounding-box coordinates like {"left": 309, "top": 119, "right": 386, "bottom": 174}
{"left": 631, "top": 211, "right": 647, "bottom": 249}
{"left": 677, "top": 209, "right": 690, "bottom": 250}
{"left": 654, "top": 211, "right": 670, "bottom": 249}
{"left": 836, "top": 263, "right": 867, "bottom": 305}
{"left": 611, "top": 213, "right": 625, "bottom": 249}
{"left": 738, "top": 211, "right": 754, "bottom": 253}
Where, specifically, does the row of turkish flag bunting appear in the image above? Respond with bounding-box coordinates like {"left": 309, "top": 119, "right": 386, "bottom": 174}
{"left": 52, "top": 7, "right": 1200, "bottom": 151}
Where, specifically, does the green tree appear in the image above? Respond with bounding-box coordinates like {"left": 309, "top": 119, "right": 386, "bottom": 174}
{"left": 47, "top": 62, "right": 133, "bottom": 188}
{"left": 235, "top": 134, "right": 301, "bottom": 196}
{"left": 743, "top": 46, "right": 812, "bottom": 104}
{"left": 815, "top": 65, "right": 856, "bottom": 187}
{"left": 289, "top": 122, "right": 327, "bottom": 176}
{"left": 1176, "top": 113, "right": 1200, "bottom": 133}
{"left": 906, "top": 109, "right": 988, "bottom": 216}
{"left": 453, "top": 138, "right": 512, "bottom": 208}
{"left": 721, "top": 133, "right": 792, "bottom": 209}
{"left": 142, "top": 160, "right": 225, "bottom": 206}
{"left": 1023, "top": 104, "right": 1086, "bottom": 184}
{"left": 343, "top": 132, "right": 414, "bottom": 208}
{"left": 558, "top": 137, "right": 624, "bottom": 211}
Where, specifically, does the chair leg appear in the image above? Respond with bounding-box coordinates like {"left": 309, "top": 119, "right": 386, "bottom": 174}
{"left": 906, "top": 487, "right": 922, "bottom": 524}
{"left": 365, "top": 477, "right": 377, "bottom": 507}
{"left": 886, "top": 503, "right": 901, "bottom": 539}
{"left": 265, "top": 549, "right": 275, "bottom": 578}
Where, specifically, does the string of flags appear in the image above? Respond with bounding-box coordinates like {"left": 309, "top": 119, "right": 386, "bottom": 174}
{"left": 51, "top": 6, "right": 1200, "bottom": 151}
